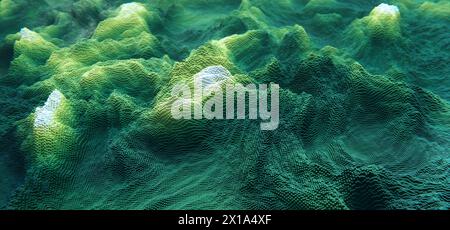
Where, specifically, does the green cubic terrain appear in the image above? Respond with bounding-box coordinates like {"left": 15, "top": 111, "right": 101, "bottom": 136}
{"left": 0, "top": 0, "right": 449, "bottom": 209}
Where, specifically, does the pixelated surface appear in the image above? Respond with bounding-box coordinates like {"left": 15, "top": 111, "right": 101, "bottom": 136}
{"left": 0, "top": 0, "right": 449, "bottom": 210}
